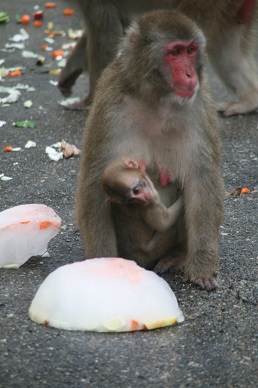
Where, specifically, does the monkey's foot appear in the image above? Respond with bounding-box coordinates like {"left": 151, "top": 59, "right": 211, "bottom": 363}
{"left": 58, "top": 68, "right": 83, "bottom": 97}
{"left": 185, "top": 273, "right": 218, "bottom": 291}
{"left": 153, "top": 250, "right": 186, "bottom": 274}
{"left": 217, "top": 99, "right": 258, "bottom": 116}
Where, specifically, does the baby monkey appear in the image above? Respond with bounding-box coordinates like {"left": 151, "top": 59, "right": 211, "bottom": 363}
{"left": 101, "top": 159, "right": 183, "bottom": 269}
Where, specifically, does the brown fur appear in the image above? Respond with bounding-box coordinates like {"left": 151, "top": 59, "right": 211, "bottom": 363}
{"left": 76, "top": 10, "right": 224, "bottom": 290}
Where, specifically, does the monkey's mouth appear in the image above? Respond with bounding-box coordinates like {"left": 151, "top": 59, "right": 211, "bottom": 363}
{"left": 173, "top": 86, "right": 196, "bottom": 99}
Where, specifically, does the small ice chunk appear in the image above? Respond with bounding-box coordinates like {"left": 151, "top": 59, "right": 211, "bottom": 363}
{"left": 29, "top": 257, "right": 184, "bottom": 332}
{"left": 0, "top": 204, "right": 61, "bottom": 268}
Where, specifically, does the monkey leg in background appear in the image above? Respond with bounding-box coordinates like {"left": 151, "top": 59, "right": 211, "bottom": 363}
{"left": 59, "top": 0, "right": 258, "bottom": 115}
{"left": 76, "top": 10, "right": 224, "bottom": 291}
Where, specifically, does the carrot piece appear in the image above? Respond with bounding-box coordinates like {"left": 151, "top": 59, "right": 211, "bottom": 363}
{"left": 48, "top": 32, "right": 55, "bottom": 38}
{"left": 8, "top": 70, "right": 22, "bottom": 77}
{"left": 63, "top": 8, "right": 74, "bottom": 16}
{"left": 20, "top": 221, "right": 30, "bottom": 224}
{"left": 52, "top": 50, "right": 64, "bottom": 58}
{"left": 4, "top": 146, "right": 12, "bottom": 152}
{"left": 41, "top": 44, "right": 47, "bottom": 50}
{"left": 20, "top": 14, "right": 31, "bottom": 24}
{"left": 40, "top": 221, "right": 52, "bottom": 230}
{"left": 45, "top": 2, "right": 56, "bottom": 8}
{"left": 241, "top": 187, "right": 250, "bottom": 194}
{"left": 33, "top": 20, "right": 43, "bottom": 28}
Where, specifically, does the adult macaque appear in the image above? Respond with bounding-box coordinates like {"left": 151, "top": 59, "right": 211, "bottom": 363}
{"left": 59, "top": 0, "right": 258, "bottom": 115}
{"left": 76, "top": 10, "right": 224, "bottom": 290}
{"left": 101, "top": 159, "right": 183, "bottom": 267}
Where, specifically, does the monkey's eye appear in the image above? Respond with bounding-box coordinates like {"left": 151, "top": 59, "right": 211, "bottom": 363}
{"left": 170, "top": 48, "right": 180, "bottom": 56}
{"left": 133, "top": 187, "right": 140, "bottom": 195}
{"left": 187, "top": 46, "right": 195, "bottom": 54}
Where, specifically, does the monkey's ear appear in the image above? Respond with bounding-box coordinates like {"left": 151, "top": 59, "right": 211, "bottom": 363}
{"left": 122, "top": 158, "right": 139, "bottom": 169}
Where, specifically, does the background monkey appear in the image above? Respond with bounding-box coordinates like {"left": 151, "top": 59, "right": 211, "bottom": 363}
{"left": 59, "top": 0, "right": 258, "bottom": 116}
{"left": 76, "top": 10, "right": 224, "bottom": 291}
{"left": 101, "top": 159, "right": 183, "bottom": 269}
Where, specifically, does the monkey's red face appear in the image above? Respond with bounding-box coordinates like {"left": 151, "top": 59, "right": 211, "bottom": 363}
{"left": 163, "top": 40, "right": 198, "bottom": 99}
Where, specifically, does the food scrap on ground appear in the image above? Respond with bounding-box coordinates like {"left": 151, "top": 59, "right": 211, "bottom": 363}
{"left": 13, "top": 120, "right": 36, "bottom": 128}
{"left": 24, "top": 140, "right": 36, "bottom": 148}
{"left": 0, "top": 86, "right": 21, "bottom": 104}
{"left": 46, "top": 140, "right": 80, "bottom": 161}
{"left": 60, "top": 139, "right": 81, "bottom": 158}
{"left": 226, "top": 187, "right": 251, "bottom": 198}
{"left": 0, "top": 204, "right": 61, "bottom": 269}
{"left": 0, "top": 174, "right": 13, "bottom": 181}
{"left": 0, "top": 11, "right": 9, "bottom": 23}
{"left": 29, "top": 257, "right": 184, "bottom": 332}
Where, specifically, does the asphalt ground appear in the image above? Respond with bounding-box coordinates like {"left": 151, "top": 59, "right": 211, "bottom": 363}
{"left": 0, "top": 2, "right": 257, "bottom": 387}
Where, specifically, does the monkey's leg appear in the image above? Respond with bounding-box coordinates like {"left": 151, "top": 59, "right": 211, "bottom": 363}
{"left": 183, "top": 171, "right": 224, "bottom": 291}
{"left": 58, "top": 32, "right": 88, "bottom": 98}
{"left": 208, "top": 5, "right": 258, "bottom": 116}
{"left": 85, "top": 2, "right": 124, "bottom": 106}
{"left": 215, "top": 46, "right": 258, "bottom": 116}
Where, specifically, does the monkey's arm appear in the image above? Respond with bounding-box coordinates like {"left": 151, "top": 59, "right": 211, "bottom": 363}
{"left": 143, "top": 196, "right": 183, "bottom": 232}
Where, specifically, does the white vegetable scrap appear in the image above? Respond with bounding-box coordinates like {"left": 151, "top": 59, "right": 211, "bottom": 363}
{"left": 0, "top": 174, "right": 13, "bottom": 181}
{"left": 58, "top": 97, "right": 81, "bottom": 107}
{"left": 0, "top": 68, "right": 9, "bottom": 78}
{"left": 49, "top": 80, "right": 58, "bottom": 86}
{"left": 24, "top": 100, "right": 33, "bottom": 108}
{"left": 0, "top": 86, "right": 21, "bottom": 104}
{"left": 22, "top": 50, "right": 39, "bottom": 59}
{"left": 25, "top": 140, "right": 36, "bottom": 148}
{"left": 9, "top": 28, "right": 29, "bottom": 42}
{"left": 5, "top": 43, "right": 25, "bottom": 50}
{"left": 57, "top": 58, "right": 67, "bottom": 68}
{"left": 0, "top": 204, "right": 61, "bottom": 269}
{"left": 29, "top": 257, "right": 184, "bottom": 332}
{"left": 0, "top": 121, "right": 6, "bottom": 127}
{"left": 45, "top": 146, "right": 63, "bottom": 161}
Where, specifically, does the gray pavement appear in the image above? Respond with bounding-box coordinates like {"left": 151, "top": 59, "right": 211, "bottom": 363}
{"left": 0, "top": 2, "right": 257, "bottom": 387}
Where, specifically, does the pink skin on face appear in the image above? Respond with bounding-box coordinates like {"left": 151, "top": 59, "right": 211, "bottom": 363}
{"left": 164, "top": 40, "right": 198, "bottom": 98}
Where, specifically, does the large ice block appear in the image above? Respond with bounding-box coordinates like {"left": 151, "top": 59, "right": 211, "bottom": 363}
{"left": 29, "top": 257, "right": 184, "bottom": 332}
{"left": 0, "top": 204, "right": 61, "bottom": 268}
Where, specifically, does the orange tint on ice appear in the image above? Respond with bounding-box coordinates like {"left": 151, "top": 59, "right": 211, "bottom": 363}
{"left": 89, "top": 258, "right": 143, "bottom": 283}
{"left": 40, "top": 221, "right": 53, "bottom": 230}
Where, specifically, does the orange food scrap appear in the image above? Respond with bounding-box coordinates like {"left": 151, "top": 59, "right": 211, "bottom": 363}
{"left": 241, "top": 187, "right": 250, "bottom": 194}
{"left": 8, "top": 70, "right": 22, "bottom": 77}
{"left": 20, "top": 221, "right": 30, "bottom": 224}
{"left": 52, "top": 50, "right": 64, "bottom": 58}
{"left": 40, "top": 221, "right": 53, "bottom": 230}
{"left": 20, "top": 14, "right": 31, "bottom": 24}
{"left": 33, "top": 20, "right": 43, "bottom": 28}
{"left": 4, "top": 146, "right": 12, "bottom": 152}
{"left": 48, "top": 32, "right": 55, "bottom": 38}
{"left": 41, "top": 44, "right": 47, "bottom": 50}
{"left": 63, "top": 8, "right": 74, "bottom": 15}
{"left": 45, "top": 2, "right": 56, "bottom": 8}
